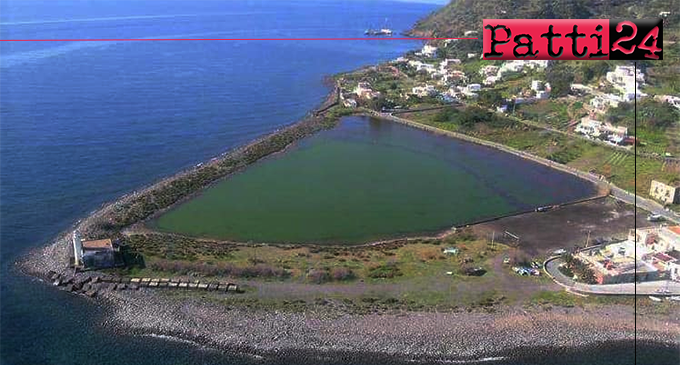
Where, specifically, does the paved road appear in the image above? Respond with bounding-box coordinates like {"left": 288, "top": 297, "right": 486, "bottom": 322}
{"left": 609, "top": 185, "right": 680, "bottom": 224}
{"left": 545, "top": 256, "right": 680, "bottom": 295}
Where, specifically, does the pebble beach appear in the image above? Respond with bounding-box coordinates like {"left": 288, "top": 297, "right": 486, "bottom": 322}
{"left": 19, "top": 237, "right": 680, "bottom": 363}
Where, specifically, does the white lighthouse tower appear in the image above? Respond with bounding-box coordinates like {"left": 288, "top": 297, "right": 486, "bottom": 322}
{"left": 72, "top": 230, "right": 83, "bottom": 267}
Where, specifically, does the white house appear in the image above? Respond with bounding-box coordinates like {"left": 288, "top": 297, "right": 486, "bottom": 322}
{"left": 443, "top": 70, "right": 466, "bottom": 83}
{"left": 412, "top": 85, "right": 437, "bottom": 97}
{"left": 415, "top": 63, "right": 437, "bottom": 73}
{"left": 353, "top": 82, "right": 380, "bottom": 99}
{"left": 72, "top": 230, "right": 117, "bottom": 268}
{"left": 657, "top": 95, "right": 680, "bottom": 110}
{"left": 466, "top": 83, "right": 481, "bottom": 92}
{"left": 440, "top": 58, "right": 461, "bottom": 68}
{"left": 480, "top": 65, "right": 499, "bottom": 77}
{"left": 606, "top": 65, "right": 646, "bottom": 99}
{"left": 343, "top": 98, "right": 357, "bottom": 108}
{"left": 536, "top": 90, "right": 550, "bottom": 99}
{"left": 531, "top": 80, "right": 543, "bottom": 91}
{"left": 484, "top": 76, "right": 498, "bottom": 86}
{"left": 525, "top": 60, "right": 549, "bottom": 69}
{"left": 575, "top": 118, "right": 603, "bottom": 138}
{"left": 419, "top": 45, "right": 438, "bottom": 57}
{"left": 408, "top": 60, "right": 424, "bottom": 69}
{"left": 590, "top": 95, "right": 620, "bottom": 112}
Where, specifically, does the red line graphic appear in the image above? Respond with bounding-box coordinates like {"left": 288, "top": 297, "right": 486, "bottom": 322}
{"left": 0, "top": 37, "right": 477, "bottom": 42}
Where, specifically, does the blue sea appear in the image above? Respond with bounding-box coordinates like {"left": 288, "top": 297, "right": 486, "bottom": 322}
{"left": 0, "top": 1, "right": 678, "bottom": 364}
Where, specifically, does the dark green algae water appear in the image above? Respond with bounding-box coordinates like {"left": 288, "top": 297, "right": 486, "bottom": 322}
{"left": 155, "top": 116, "right": 598, "bottom": 244}
{"left": 1, "top": 1, "right": 677, "bottom": 363}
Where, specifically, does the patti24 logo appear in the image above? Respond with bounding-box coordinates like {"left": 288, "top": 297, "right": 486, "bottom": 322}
{"left": 483, "top": 19, "right": 663, "bottom": 60}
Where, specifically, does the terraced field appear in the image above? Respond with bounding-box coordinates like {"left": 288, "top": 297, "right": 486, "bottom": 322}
{"left": 604, "top": 151, "right": 632, "bottom": 167}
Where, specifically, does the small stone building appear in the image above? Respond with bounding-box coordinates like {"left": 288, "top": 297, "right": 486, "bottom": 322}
{"left": 650, "top": 180, "right": 680, "bottom": 205}
{"left": 72, "top": 231, "right": 117, "bottom": 268}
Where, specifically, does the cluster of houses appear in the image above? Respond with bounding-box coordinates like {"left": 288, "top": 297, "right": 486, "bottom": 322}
{"left": 479, "top": 60, "right": 550, "bottom": 86}
{"left": 346, "top": 44, "right": 680, "bottom": 127}
{"left": 352, "top": 82, "right": 381, "bottom": 100}
{"left": 340, "top": 81, "right": 380, "bottom": 107}
{"left": 606, "top": 65, "right": 646, "bottom": 102}
{"left": 577, "top": 225, "right": 680, "bottom": 284}
{"left": 574, "top": 113, "right": 632, "bottom": 145}
{"left": 575, "top": 66, "right": 647, "bottom": 116}
{"left": 572, "top": 65, "right": 653, "bottom": 145}
{"left": 399, "top": 57, "right": 466, "bottom": 84}
{"left": 390, "top": 44, "right": 554, "bottom": 106}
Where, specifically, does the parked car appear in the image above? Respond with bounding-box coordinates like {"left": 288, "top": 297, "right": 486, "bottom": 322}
{"left": 647, "top": 214, "right": 664, "bottom": 222}
{"left": 531, "top": 261, "right": 542, "bottom": 269}
{"left": 464, "top": 267, "right": 487, "bottom": 276}
{"left": 512, "top": 266, "right": 530, "bottom": 276}
{"left": 553, "top": 249, "right": 567, "bottom": 256}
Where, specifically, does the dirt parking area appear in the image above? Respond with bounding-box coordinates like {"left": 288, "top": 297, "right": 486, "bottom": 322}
{"left": 471, "top": 197, "right": 652, "bottom": 257}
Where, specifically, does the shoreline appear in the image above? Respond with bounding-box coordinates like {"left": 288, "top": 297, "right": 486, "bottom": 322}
{"left": 59, "top": 283, "right": 680, "bottom": 362}
{"left": 13, "top": 75, "right": 679, "bottom": 362}
{"left": 17, "top": 232, "right": 680, "bottom": 362}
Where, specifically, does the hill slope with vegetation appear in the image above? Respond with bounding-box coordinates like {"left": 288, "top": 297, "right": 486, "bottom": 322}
{"left": 409, "top": 0, "right": 679, "bottom": 38}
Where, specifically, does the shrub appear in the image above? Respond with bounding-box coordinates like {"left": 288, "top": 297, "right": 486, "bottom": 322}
{"left": 368, "top": 261, "right": 402, "bottom": 279}
{"left": 330, "top": 267, "right": 355, "bottom": 281}
{"left": 307, "top": 269, "right": 330, "bottom": 284}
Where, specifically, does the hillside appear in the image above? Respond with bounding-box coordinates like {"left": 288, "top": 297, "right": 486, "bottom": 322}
{"left": 409, "top": 0, "right": 679, "bottom": 38}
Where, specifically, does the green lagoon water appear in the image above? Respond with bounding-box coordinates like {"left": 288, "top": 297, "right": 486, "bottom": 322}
{"left": 155, "top": 116, "right": 597, "bottom": 244}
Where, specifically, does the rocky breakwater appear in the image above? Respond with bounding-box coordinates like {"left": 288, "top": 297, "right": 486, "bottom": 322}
{"left": 47, "top": 271, "right": 241, "bottom": 298}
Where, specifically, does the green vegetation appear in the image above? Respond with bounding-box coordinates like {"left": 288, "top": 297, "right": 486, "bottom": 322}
{"left": 123, "top": 229, "right": 502, "bottom": 282}
{"left": 545, "top": 62, "right": 574, "bottom": 98}
{"left": 410, "top": 0, "right": 678, "bottom": 40}
{"left": 607, "top": 99, "right": 680, "bottom": 156}
{"left": 531, "top": 290, "right": 578, "bottom": 307}
{"left": 563, "top": 254, "right": 597, "bottom": 284}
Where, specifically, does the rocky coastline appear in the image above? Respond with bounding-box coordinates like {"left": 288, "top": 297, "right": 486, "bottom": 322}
{"left": 18, "top": 237, "right": 680, "bottom": 363}
{"left": 13, "top": 76, "right": 679, "bottom": 363}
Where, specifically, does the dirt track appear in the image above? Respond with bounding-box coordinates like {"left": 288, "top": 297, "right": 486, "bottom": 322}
{"left": 472, "top": 197, "right": 652, "bottom": 257}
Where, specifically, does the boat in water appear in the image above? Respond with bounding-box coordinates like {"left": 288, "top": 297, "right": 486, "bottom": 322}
{"left": 365, "top": 28, "right": 393, "bottom": 36}
{"left": 365, "top": 18, "right": 393, "bottom": 36}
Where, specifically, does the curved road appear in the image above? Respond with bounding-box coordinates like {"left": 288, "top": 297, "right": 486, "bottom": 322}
{"left": 544, "top": 256, "right": 680, "bottom": 296}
